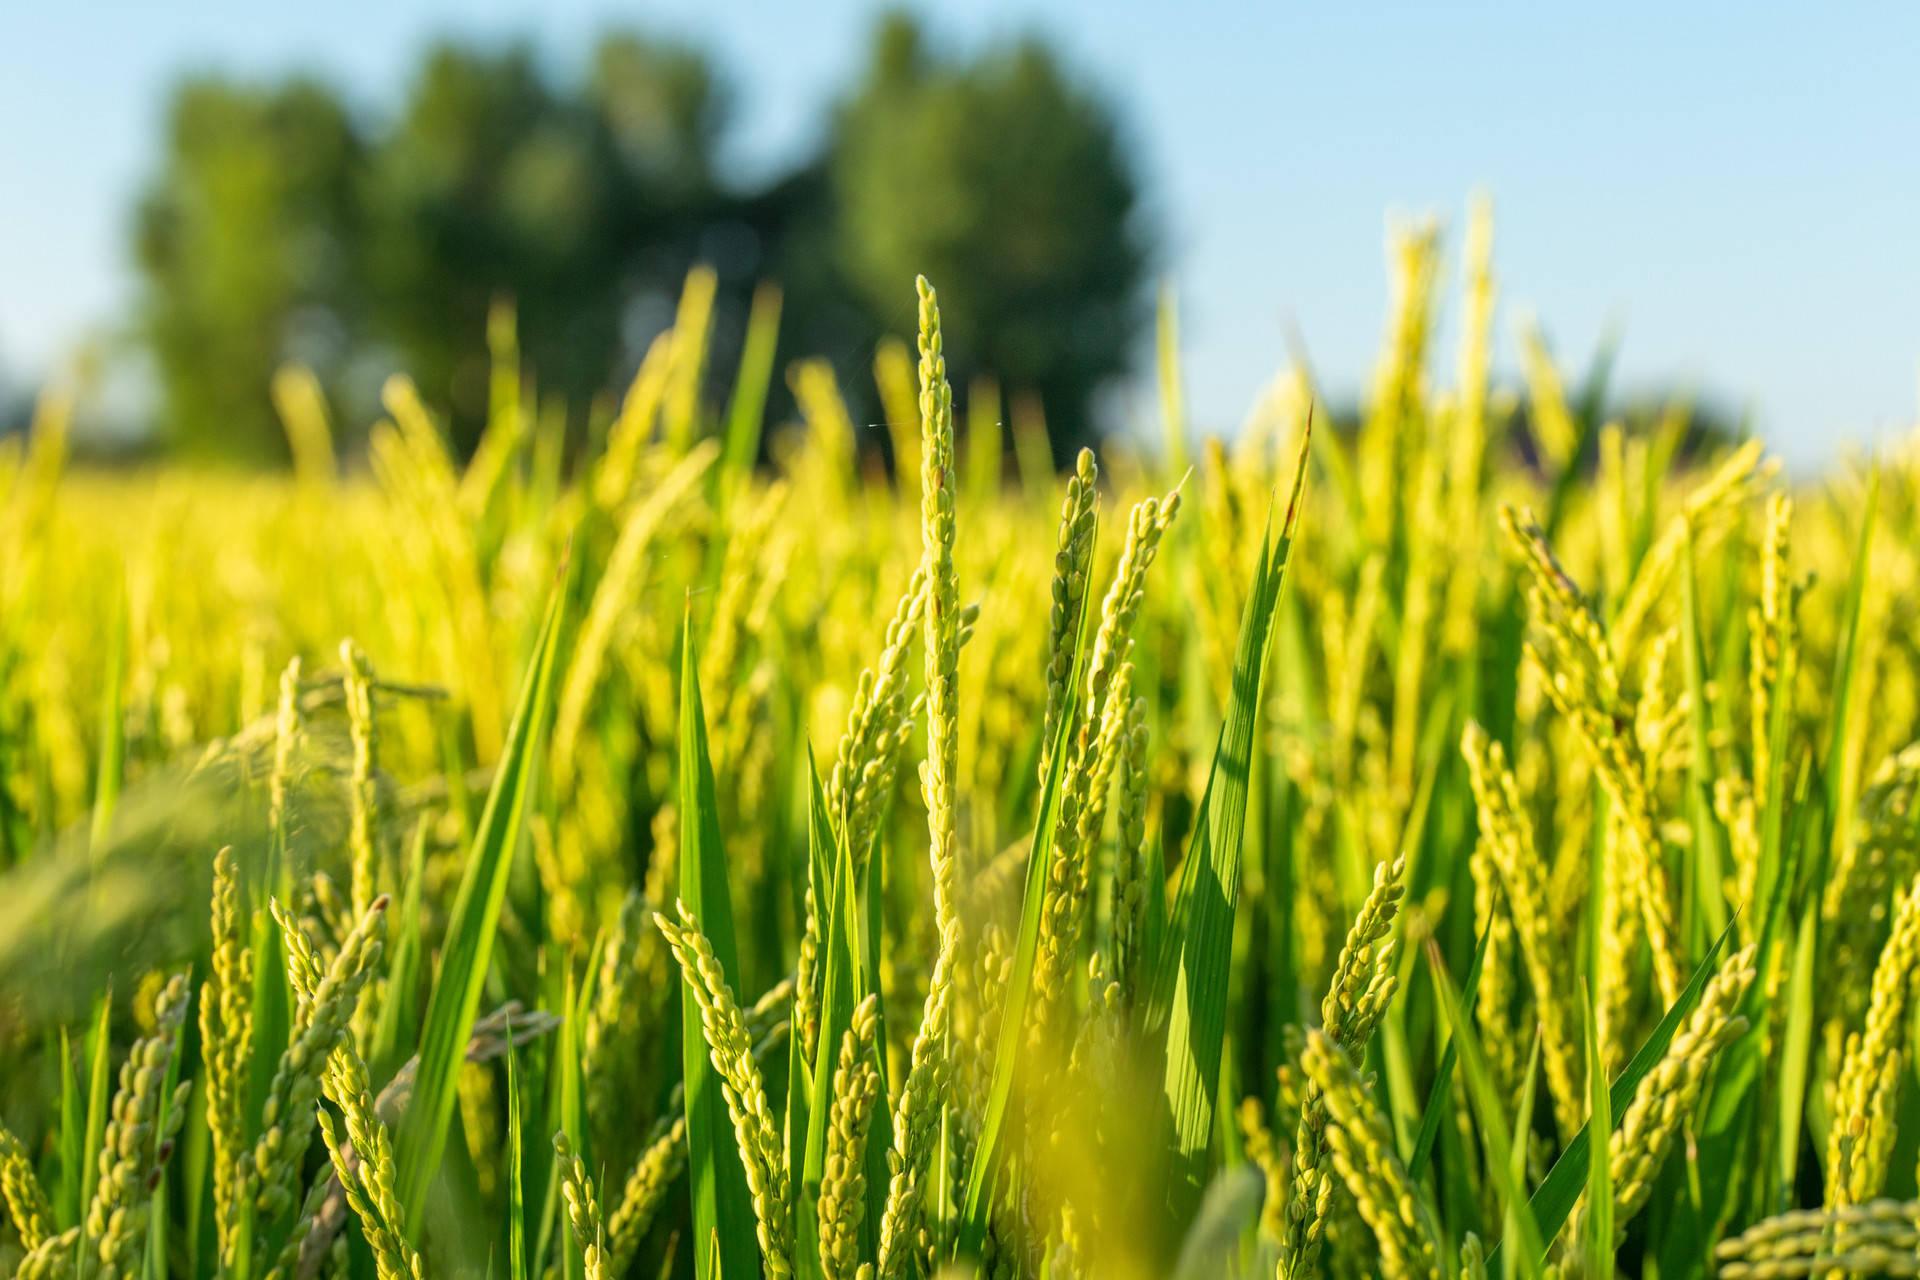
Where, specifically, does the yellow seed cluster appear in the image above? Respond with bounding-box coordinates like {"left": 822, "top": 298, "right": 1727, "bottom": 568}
{"left": 1299, "top": 1030, "right": 1440, "bottom": 1280}
{"left": 820, "top": 995, "right": 882, "bottom": 1280}
{"left": 200, "top": 845, "right": 254, "bottom": 1259}
{"left": 608, "top": 1114, "right": 686, "bottom": 1276}
{"left": 1828, "top": 872, "right": 1920, "bottom": 1207}
{"left": 84, "top": 973, "right": 194, "bottom": 1280}
{"left": 1504, "top": 505, "right": 1687, "bottom": 1007}
{"left": 1718, "top": 1199, "right": 1920, "bottom": 1277}
{"left": 1039, "top": 448, "right": 1100, "bottom": 782}
{"left": 877, "top": 277, "right": 964, "bottom": 1280}
{"left": 1462, "top": 723, "right": 1582, "bottom": 1137}
{"left": 0, "top": 1125, "right": 54, "bottom": 1251}
{"left": 1575, "top": 943, "right": 1758, "bottom": 1251}
{"left": 318, "top": 1034, "right": 420, "bottom": 1280}
{"left": 554, "top": 1132, "right": 610, "bottom": 1280}
{"left": 1281, "top": 858, "right": 1406, "bottom": 1280}
{"left": 655, "top": 901, "right": 793, "bottom": 1277}
{"left": 251, "top": 895, "right": 388, "bottom": 1226}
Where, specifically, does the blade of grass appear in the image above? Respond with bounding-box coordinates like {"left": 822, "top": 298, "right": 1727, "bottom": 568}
{"left": 796, "top": 753, "right": 862, "bottom": 1280}
{"left": 526, "top": 948, "right": 569, "bottom": 1280}
{"left": 144, "top": 1017, "right": 185, "bottom": 1280}
{"left": 1822, "top": 464, "right": 1877, "bottom": 871}
{"left": 1773, "top": 884, "right": 1821, "bottom": 1211}
{"left": 1379, "top": 749, "right": 1443, "bottom": 1157}
{"left": 706, "top": 283, "right": 785, "bottom": 601}
{"left": 956, "top": 494, "right": 1105, "bottom": 1255}
{"left": 1680, "top": 525, "right": 1729, "bottom": 944}
{"left": 1408, "top": 919, "right": 1493, "bottom": 1178}
{"left": 180, "top": 1067, "right": 209, "bottom": 1277}
{"left": 785, "top": 755, "right": 832, "bottom": 1207}
{"left": 234, "top": 903, "right": 291, "bottom": 1276}
{"left": 675, "top": 607, "right": 760, "bottom": 1280}
{"left": 721, "top": 283, "right": 782, "bottom": 490}
{"left": 80, "top": 992, "right": 111, "bottom": 1225}
{"left": 956, "top": 612, "right": 1086, "bottom": 1256}
{"left": 1580, "top": 981, "right": 1613, "bottom": 1279}
{"left": 784, "top": 985, "right": 811, "bottom": 1267}
{"left": 371, "top": 815, "right": 430, "bottom": 1083}
{"left": 88, "top": 587, "right": 125, "bottom": 855}
{"left": 1503, "top": 1032, "right": 1543, "bottom": 1280}
{"left": 1587, "top": 782, "right": 1611, "bottom": 1118}
{"left": 506, "top": 1013, "right": 528, "bottom": 1280}
{"left": 551, "top": 969, "right": 585, "bottom": 1280}
{"left": 395, "top": 571, "right": 567, "bottom": 1238}
{"left": 1756, "top": 756, "right": 1815, "bottom": 1214}
{"left": 57, "top": 1026, "right": 80, "bottom": 1226}
{"left": 1690, "top": 758, "right": 1805, "bottom": 1234}
{"left": 1425, "top": 940, "right": 1545, "bottom": 1278}
{"left": 1148, "top": 426, "right": 1309, "bottom": 1223}
{"left": 1488, "top": 916, "right": 1737, "bottom": 1269}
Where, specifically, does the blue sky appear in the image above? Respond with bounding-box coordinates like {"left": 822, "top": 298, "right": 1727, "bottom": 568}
{"left": 4, "top": 1, "right": 1917, "bottom": 464}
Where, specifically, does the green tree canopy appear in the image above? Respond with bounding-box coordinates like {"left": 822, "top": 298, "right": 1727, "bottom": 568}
{"left": 362, "top": 36, "right": 726, "bottom": 450}
{"left": 829, "top": 13, "right": 1151, "bottom": 459}
{"left": 128, "top": 16, "right": 1154, "bottom": 466}
{"left": 134, "top": 78, "right": 364, "bottom": 460}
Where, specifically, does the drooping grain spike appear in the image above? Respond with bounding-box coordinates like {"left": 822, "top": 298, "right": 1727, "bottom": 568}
{"left": 655, "top": 903, "right": 793, "bottom": 1277}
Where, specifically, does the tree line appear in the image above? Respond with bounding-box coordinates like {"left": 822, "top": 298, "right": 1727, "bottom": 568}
{"left": 131, "top": 12, "right": 1151, "bottom": 463}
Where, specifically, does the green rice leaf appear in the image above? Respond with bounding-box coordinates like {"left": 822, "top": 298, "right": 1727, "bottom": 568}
{"left": 395, "top": 570, "right": 567, "bottom": 1238}
{"left": 722, "top": 283, "right": 783, "bottom": 491}
{"left": 1507, "top": 1030, "right": 1544, "bottom": 1278}
{"left": 1147, "top": 427, "right": 1309, "bottom": 1222}
{"left": 88, "top": 588, "right": 125, "bottom": 856}
{"left": 957, "top": 516, "right": 1098, "bottom": 1255}
{"left": 1773, "top": 888, "right": 1821, "bottom": 1211}
{"left": 1408, "top": 918, "right": 1493, "bottom": 1179}
{"left": 1822, "top": 464, "right": 1877, "bottom": 853}
{"left": 1425, "top": 940, "right": 1544, "bottom": 1278}
{"left": 144, "top": 1009, "right": 185, "bottom": 1280}
{"left": 1581, "top": 981, "right": 1613, "bottom": 1279}
{"left": 371, "top": 814, "right": 430, "bottom": 1083}
{"left": 506, "top": 1011, "right": 529, "bottom": 1280}
{"left": 1680, "top": 525, "right": 1730, "bottom": 942}
{"left": 1489, "top": 916, "right": 1737, "bottom": 1269}
{"left": 554, "top": 968, "right": 586, "bottom": 1280}
{"left": 80, "top": 992, "right": 112, "bottom": 1226}
{"left": 785, "top": 755, "right": 831, "bottom": 1205}
{"left": 796, "top": 752, "right": 862, "bottom": 1280}
{"left": 57, "top": 1025, "right": 81, "bottom": 1226}
{"left": 675, "top": 607, "right": 759, "bottom": 1280}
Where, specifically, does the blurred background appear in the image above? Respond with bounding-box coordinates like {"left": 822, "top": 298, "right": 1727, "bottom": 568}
{"left": 3, "top": 1, "right": 1918, "bottom": 470}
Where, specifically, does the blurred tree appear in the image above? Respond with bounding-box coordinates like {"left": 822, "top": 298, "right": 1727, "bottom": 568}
{"left": 364, "top": 35, "right": 726, "bottom": 451}
{"left": 828, "top": 12, "right": 1152, "bottom": 460}
{"left": 134, "top": 78, "right": 365, "bottom": 461}
{"left": 128, "top": 17, "right": 1152, "bottom": 466}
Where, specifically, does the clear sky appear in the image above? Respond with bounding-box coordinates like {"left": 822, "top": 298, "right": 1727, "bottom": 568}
{"left": 4, "top": 1, "right": 1917, "bottom": 465}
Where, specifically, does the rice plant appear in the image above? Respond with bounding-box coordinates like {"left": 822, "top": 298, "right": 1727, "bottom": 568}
{"left": 3, "top": 204, "right": 1920, "bottom": 1280}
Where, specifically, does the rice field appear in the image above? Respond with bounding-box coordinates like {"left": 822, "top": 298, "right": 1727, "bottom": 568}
{"left": 3, "top": 206, "right": 1920, "bottom": 1279}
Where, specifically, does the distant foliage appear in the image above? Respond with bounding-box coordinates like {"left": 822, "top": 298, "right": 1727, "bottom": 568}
{"left": 830, "top": 14, "right": 1151, "bottom": 461}
{"left": 128, "top": 16, "right": 1152, "bottom": 465}
{"left": 134, "top": 78, "right": 366, "bottom": 461}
